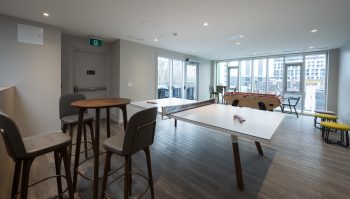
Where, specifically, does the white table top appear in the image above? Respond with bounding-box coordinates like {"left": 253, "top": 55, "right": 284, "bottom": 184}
{"left": 131, "top": 98, "right": 285, "bottom": 144}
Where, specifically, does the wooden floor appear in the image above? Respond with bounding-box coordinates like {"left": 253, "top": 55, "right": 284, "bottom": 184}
{"left": 25, "top": 114, "right": 350, "bottom": 199}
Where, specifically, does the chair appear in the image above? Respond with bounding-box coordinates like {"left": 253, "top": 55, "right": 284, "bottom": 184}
{"left": 101, "top": 107, "right": 158, "bottom": 199}
{"left": 209, "top": 85, "right": 219, "bottom": 102}
{"left": 281, "top": 96, "right": 300, "bottom": 117}
{"left": 59, "top": 93, "right": 94, "bottom": 159}
{"left": 216, "top": 85, "right": 226, "bottom": 104}
{"left": 0, "top": 112, "right": 74, "bottom": 199}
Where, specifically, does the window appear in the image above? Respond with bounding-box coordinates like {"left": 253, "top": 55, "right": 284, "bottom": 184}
{"left": 157, "top": 57, "right": 170, "bottom": 98}
{"left": 286, "top": 64, "right": 301, "bottom": 92}
{"left": 240, "top": 60, "right": 252, "bottom": 92}
{"left": 216, "top": 62, "right": 227, "bottom": 86}
{"left": 304, "top": 54, "right": 326, "bottom": 113}
{"left": 172, "top": 60, "right": 184, "bottom": 98}
{"left": 267, "top": 57, "right": 284, "bottom": 95}
{"left": 214, "top": 51, "right": 328, "bottom": 114}
{"left": 252, "top": 59, "right": 267, "bottom": 93}
{"left": 157, "top": 56, "right": 198, "bottom": 100}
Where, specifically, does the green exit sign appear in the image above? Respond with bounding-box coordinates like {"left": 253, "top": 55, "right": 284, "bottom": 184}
{"left": 89, "top": 37, "right": 103, "bottom": 47}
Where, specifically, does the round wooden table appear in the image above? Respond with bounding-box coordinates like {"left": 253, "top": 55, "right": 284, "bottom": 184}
{"left": 70, "top": 98, "right": 130, "bottom": 199}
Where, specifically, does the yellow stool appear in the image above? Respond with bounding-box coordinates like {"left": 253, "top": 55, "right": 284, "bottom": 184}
{"left": 320, "top": 122, "right": 350, "bottom": 147}
{"left": 313, "top": 113, "right": 338, "bottom": 128}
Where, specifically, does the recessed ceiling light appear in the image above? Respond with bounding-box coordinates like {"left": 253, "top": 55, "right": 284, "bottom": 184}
{"left": 154, "top": 38, "right": 158, "bottom": 42}
{"left": 203, "top": 22, "right": 209, "bottom": 26}
{"left": 236, "top": 42, "right": 241, "bottom": 45}
{"left": 309, "top": 46, "right": 314, "bottom": 49}
{"left": 215, "top": 56, "right": 220, "bottom": 59}
{"left": 310, "top": 29, "right": 318, "bottom": 33}
{"left": 42, "top": 12, "right": 49, "bottom": 17}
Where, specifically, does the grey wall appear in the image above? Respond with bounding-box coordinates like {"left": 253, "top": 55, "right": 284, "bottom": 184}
{"left": 0, "top": 87, "right": 16, "bottom": 199}
{"left": 117, "top": 39, "right": 211, "bottom": 119}
{"left": 61, "top": 34, "right": 112, "bottom": 95}
{"left": 0, "top": 14, "right": 62, "bottom": 136}
{"left": 338, "top": 39, "right": 350, "bottom": 124}
{"left": 327, "top": 49, "right": 339, "bottom": 113}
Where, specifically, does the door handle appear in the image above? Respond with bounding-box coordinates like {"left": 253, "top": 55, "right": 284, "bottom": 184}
{"left": 73, "top": 86, "right": 78, "bottom": 93}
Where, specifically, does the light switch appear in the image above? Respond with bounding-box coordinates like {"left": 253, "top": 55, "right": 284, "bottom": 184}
{"left": 127, "top": 82, "right": 133, "bottom": 87}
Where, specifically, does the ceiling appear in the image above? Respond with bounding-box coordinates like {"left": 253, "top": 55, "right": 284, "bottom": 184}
{"left": 1, "top": 0, "right": 350, "bottom": 60}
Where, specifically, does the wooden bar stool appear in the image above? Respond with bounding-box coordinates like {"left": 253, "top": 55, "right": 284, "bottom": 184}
{"left": 60, "top": 93, "right": 95, "bottom": 160}
{"left": 320, "top": 121, "right": 350, "bottom": 147}
{"left": 313, "top": 113, "right": 338, "bottom": 128}
{"left": 0, "top": 112, "right": 74, "bottom": 199}
{"left": 101, "top": 107, "right": 158, "bottom": 199}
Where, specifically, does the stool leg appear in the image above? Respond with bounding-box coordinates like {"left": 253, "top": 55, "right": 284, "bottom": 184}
{"left": 144, "top": 147, "right": 155, "bottom": 199}
{"left": 68, "top": 125, "right": 75, "bottom": 164}
{"left": 124, "top": 156, "right": 131, "bottom": 199}
{"left": 20, "top": 158, "right": 34, "bottom": 199}
{"left": 61, "top": 148, "right": 75, "bottom": 199}
{"left": 128, "top": 157, "right": 132, "bottom": 196}
{"left": 340, "top": 130, "right": 344, "bottom": 143}
{"left": 11, "top": 160, "right": 22, "bottom": 199}
{"left": 54, "top": 151, "right": 63, "bottom": 199}
{"left": 346, "top": 130, "right": 349, "bottom": 147}
{"left": 325, "top": 128, "right": 330, "bottom": 143}
{"left": 88, "top": 121, "right": 95, "bottom": 148}
{"left": 62, "top": 124, "right": 68, "bottom": 133}
{"left": 83, "top": 123, "right": 88, "bottom": 159}
{"left": 314, "top": 117, "right": 317, "bottom": 128}
{"left": 101, "top": 151, "right": 112, "bottom": 199}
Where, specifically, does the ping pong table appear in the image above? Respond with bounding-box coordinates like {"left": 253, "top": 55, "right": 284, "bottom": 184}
{"left": 131, "top": 98, "right": 285, "bottom": 190}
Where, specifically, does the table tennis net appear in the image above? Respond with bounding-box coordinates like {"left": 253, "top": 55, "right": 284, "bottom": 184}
{"left": 161, "top": 99, "right": 216, "bottom": 117}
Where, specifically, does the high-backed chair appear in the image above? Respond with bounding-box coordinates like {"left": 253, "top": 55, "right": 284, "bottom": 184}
{"left": 101, "top": 107, "right": 158, "bottom": 199}
{"left": 209, "top": 85, "right": 219, "bottom": 102}
{"left": 59, "top": 93, "right": 94, "bottom": 159}
{"left": 281, "top": 96, "right": 300, "bottom": 117}
{"left": 0, "top": 112, "right": 74, "bottom": 199}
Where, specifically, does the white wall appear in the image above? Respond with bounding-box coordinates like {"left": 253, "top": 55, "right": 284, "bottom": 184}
{"left": 0, "top": 14, "right": 62, "bottom": 136}
{"left": 338, "top": 39, "right": 350, "bottom": 124}
{"left": 117, "top": 40, "right": 211, "bottom": 118}
{"left": 327, "top": 49, "right": 339, "bottom": 113}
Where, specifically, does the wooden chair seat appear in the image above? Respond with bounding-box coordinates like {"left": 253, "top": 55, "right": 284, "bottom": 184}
{"left": 23, "top": 132, "right": 71, "bottom": 158}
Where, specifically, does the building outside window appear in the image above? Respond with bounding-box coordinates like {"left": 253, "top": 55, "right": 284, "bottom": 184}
{"left": 215, "top": 52, "right": 328, "bottom": 114}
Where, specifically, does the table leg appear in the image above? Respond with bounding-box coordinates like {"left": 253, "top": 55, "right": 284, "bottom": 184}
{"left": 231, "top": 135, "right": 244, "bottom": 190}
{"left": 174, "top": 119, "right": 177, "bottom": 127}
{"left": 107, "top": 108, "right": 110, "bottom": 138}
{"left": 73, "top": 108, "right": 85, "bottom": 192}
{"left": 255, "top": 141, "right": 264, "bottom": 156}
{"left": 93, "top": 108, "right": 100, "bottom": 199}
{"left": 121, "top": 105, "right": 128, "bottom": 130}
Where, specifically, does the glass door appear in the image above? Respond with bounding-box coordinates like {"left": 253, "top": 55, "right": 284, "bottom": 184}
{"left": 228, "top": 67, "right": 239, "bottom": 92}
{"left": 184, "top": 62, "right": 198, "bottom": 100}
{"left": 171, "top": 59, "right": 184, "bottom": 98}
{"left": 283, "top": 63, "right": 303, "bottom": 111}
{"left": 157, "top": 57, "right": 170, "bottom": 99}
